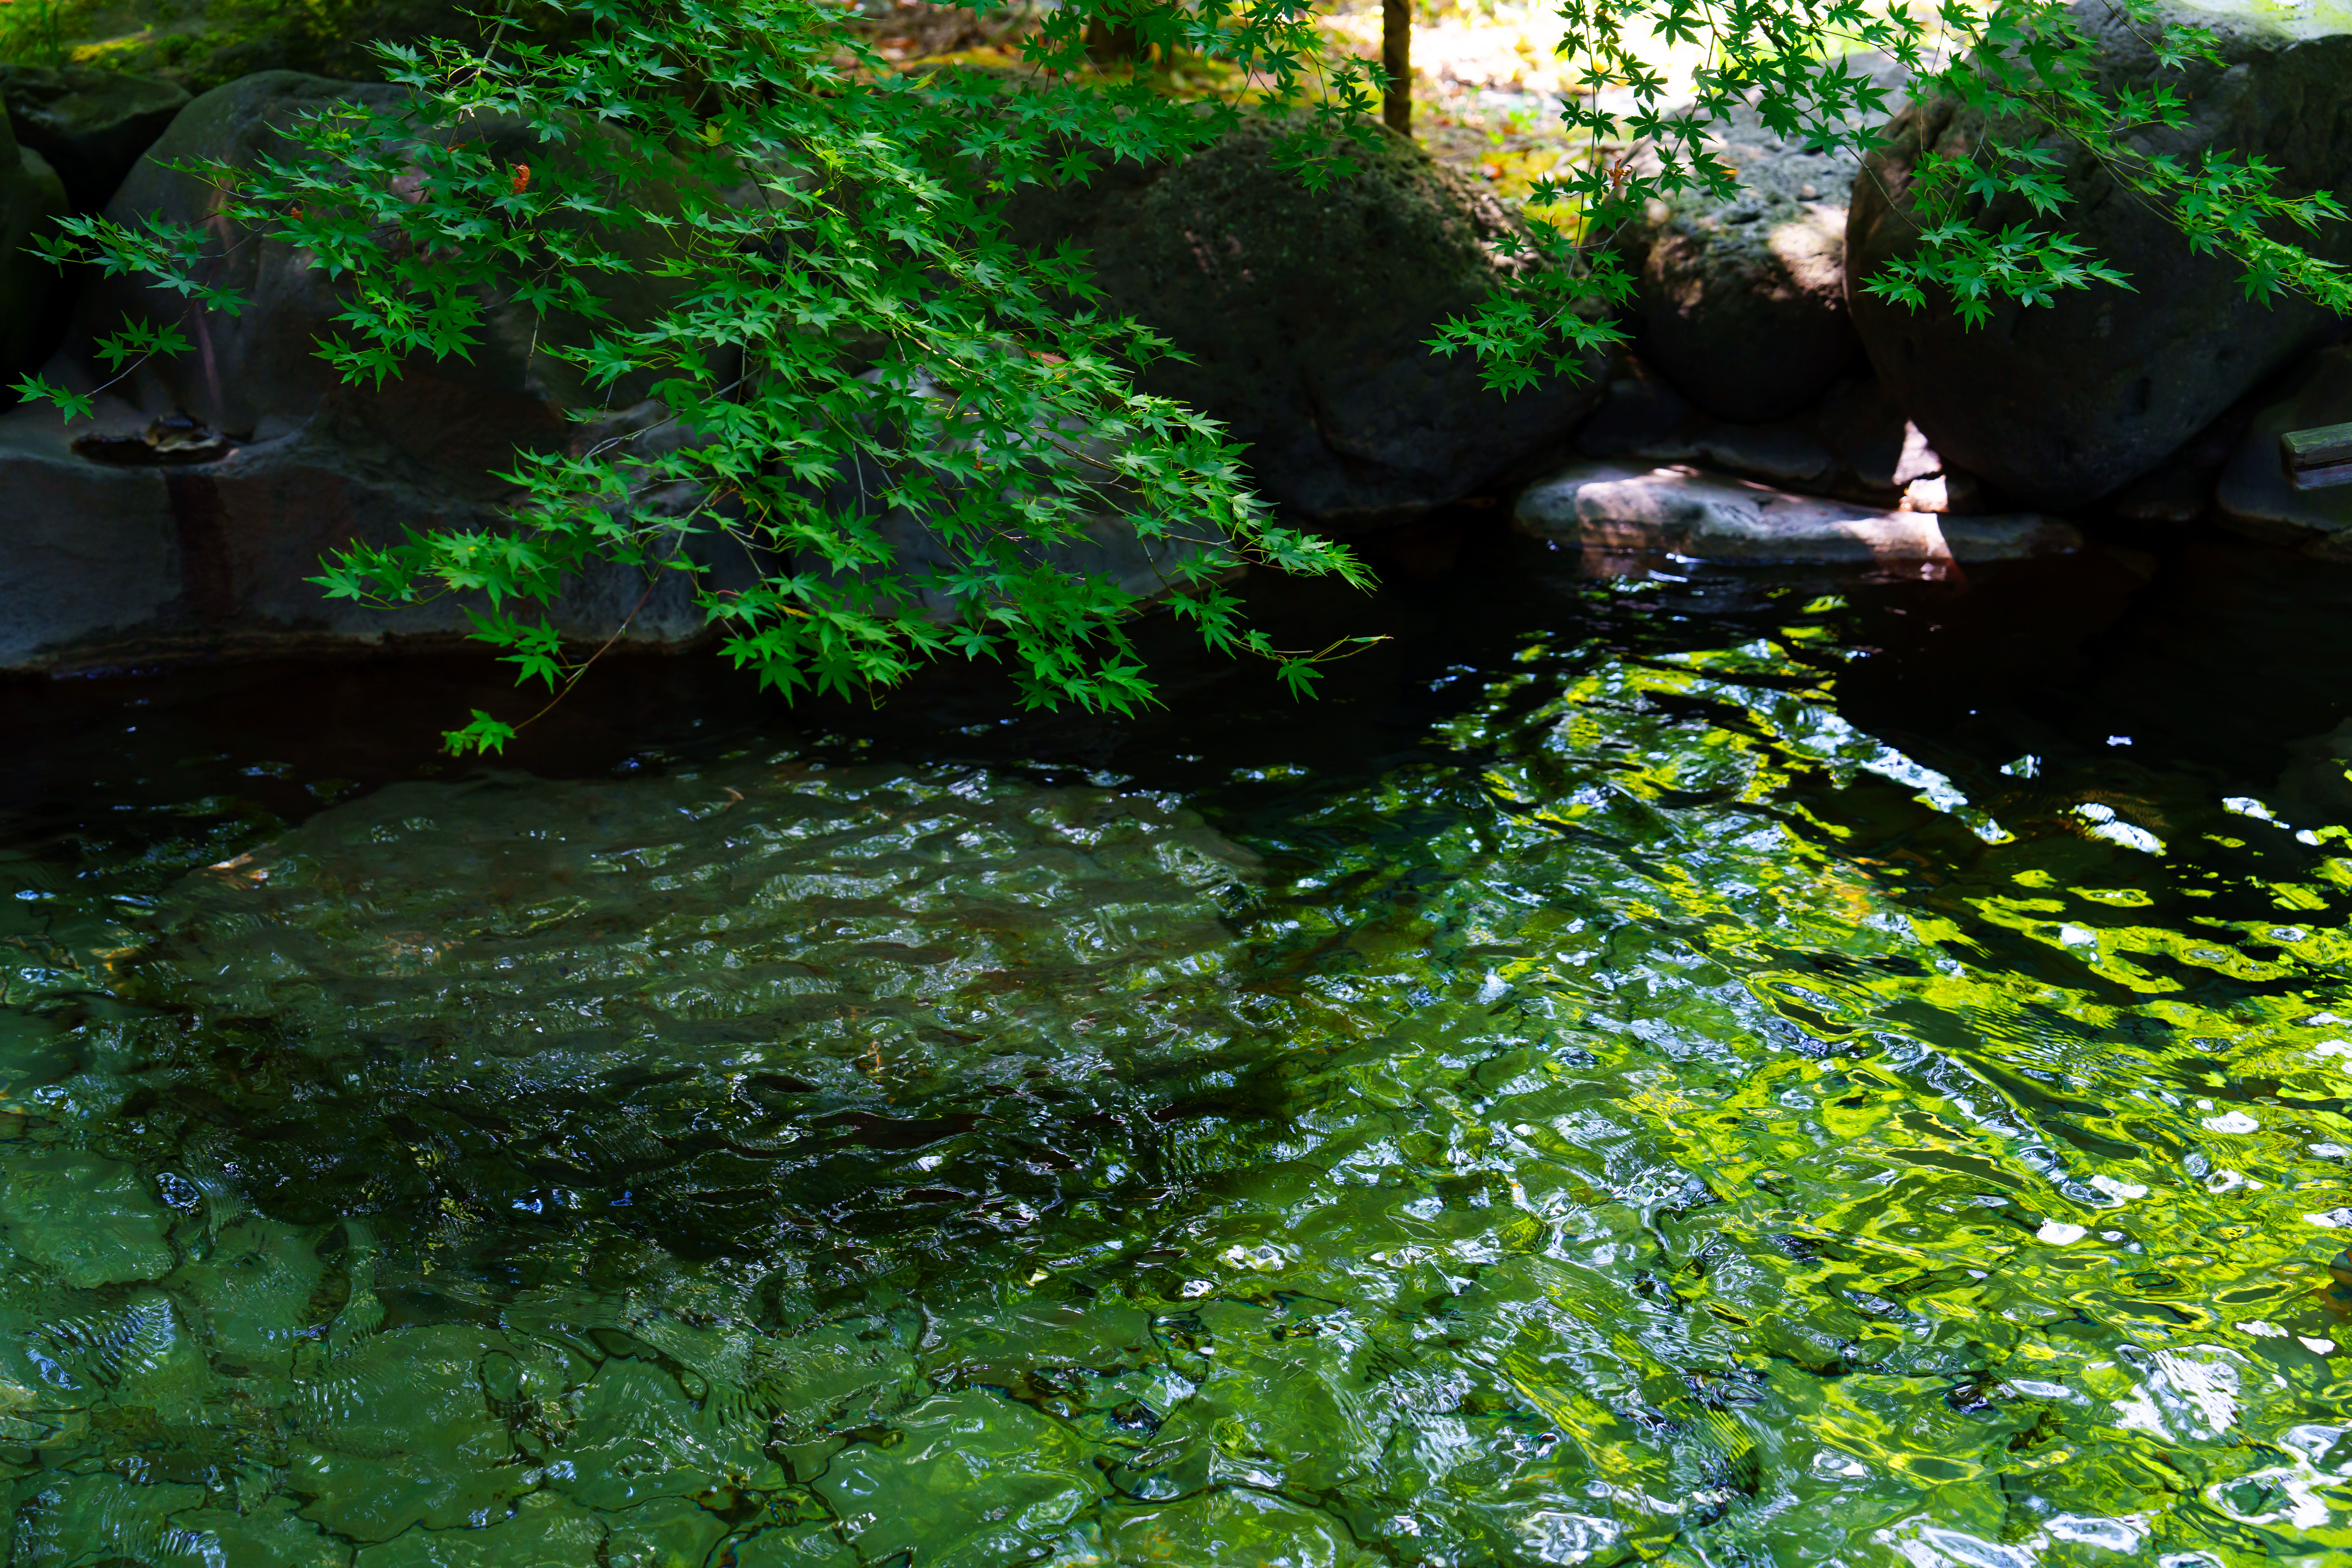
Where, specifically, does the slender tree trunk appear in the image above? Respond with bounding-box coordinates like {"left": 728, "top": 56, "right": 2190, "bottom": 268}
{"left": 1382, "top": 0, "right": 1410, "bottom": 133}
{"left": 1087, "top": 14, "right": 1145, "bottom": 67}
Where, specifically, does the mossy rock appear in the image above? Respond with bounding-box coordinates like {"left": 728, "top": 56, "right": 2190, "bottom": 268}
{"left": 1, "top": 63, "right": 191, "bottom": 211}
{"left": 1005, "top": 120, "right": 1610, "bottom": 530}
{"left": 29, "top": 0, "right": 581, "bottom": 95}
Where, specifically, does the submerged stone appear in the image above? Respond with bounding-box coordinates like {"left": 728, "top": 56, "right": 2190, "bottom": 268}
{"left": 106, "top": 763, "right": 1259, "bottom": 1295}
{"left": 168, "top": 1498, "right": 351, "bottom": 1568}
{"left": 603, "top": 1497, "right": 736, "bottom": 1568}
{"left": 729, "top": 1521, "right": 856, "bottom": 1565}
{"left": 7, "top": 611, "right": 2350, "bottom": 1565}
{"left": 811, "top": 1390, "right": 1106, "bottom": 1568}
{"left": 0, "top": 1150, "right": 176, "bottom": 1288}
{"left": 168, "top": 1214, "right": 332, "bottom": 1365}
{"left": 549, "top": 1356, "right": 783, "bottom": 1511}
{"left": 1103, "top": 1488, "right": 1364, "bottom": 1567}
{"left": 349, "top": 1492, "right": 606, "bottom": 1568}
{"left": 13, "top": 1474, "right": 214, "bottom": 1567}
{"left": 287, "top": 1324, "right": 528, "bottom": 1541}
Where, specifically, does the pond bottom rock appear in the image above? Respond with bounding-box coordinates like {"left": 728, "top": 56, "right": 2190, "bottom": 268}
{"left": 1512, "top": 459, "right": 2080, "bottom": 566}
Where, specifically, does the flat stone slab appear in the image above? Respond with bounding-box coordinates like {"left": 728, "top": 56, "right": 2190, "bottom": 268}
{"left": 1512, "top": 461, "right": 2080, "bottom": 565}
{"left": 0, "top": 397, "right": 1227, "bottom": 674}
{"left": 0, "top": 398, "right": 740, "bottom": 672}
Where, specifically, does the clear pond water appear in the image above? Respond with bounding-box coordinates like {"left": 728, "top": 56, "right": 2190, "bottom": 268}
{"left": 5, "top": 531, "right": 2352, "bottom": 1567}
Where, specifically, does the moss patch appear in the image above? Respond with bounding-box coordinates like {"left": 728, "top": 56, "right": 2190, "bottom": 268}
{"left": 30, "top": 0, "right": 579, "bottom": 93}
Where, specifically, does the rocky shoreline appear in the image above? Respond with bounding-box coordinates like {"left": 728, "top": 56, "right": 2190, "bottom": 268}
{"left": 5, "top": 0, "right": 2352, "bottom": 674}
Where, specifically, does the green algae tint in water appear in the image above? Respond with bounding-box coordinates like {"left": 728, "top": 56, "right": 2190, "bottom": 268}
{"left": 5, "top": 610, "right": 2352, "bottom": 1566}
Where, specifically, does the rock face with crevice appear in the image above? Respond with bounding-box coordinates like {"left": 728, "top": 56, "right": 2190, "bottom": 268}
{"left": 0, "top": 71, "right": 1252, "bottom": 672}
{"left": 1005, "top": 122, "right": 1610, "bottom": 529}
{"left": 0, "top": 397, "right": 766, "bottom": 673}
{"left": 1847, "top": 0, "right": 2352, "bottom": 510}
{"left": 1, "top": 113, "right": 69, "bottom": 391}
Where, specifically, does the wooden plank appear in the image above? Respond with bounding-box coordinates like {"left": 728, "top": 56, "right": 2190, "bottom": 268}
{"left": 2293, "top": 457, "right": 2352, "bottom": 491}
{"left": 2282, "top": 421, "right": 2352, "bottom": 470}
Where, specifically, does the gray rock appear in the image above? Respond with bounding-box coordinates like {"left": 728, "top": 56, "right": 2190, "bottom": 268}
{"left": 1512, "top": 459, "right": 2079, "bottom": 564}
{"left": 1640, "top": 191, "right": 1855, "bottom": 426}
{"left": 0, "top": 397, "right": 762, "bottom": 673}
{"left": 2214, "top": 344, "right": 2352, "bottom": 556}
{"left": 0, "top": 407, "right": 178, "bottom": 663}
{"left": 1004, "top": 122, "right": 1610, "bottom": 530}
{"left": 7, "top": 71, "right": 1218, "bottom": 674}
{"left": 2, "top": 120, "right": 68, "bottom": 393}
{"left": 1, "top": 65, "right": 191, "bottom": 211}
{"left": 2109, "top": 398, "right": 2254, "bottom": 524}
{"left": 1629, "top": 51, "right": 1906, "bottom": 423}
{"left": 62, "top": 71, "right": 700, "bottom": 446}
{"left": 0, "top": 390, "right": 1226, "bottom": 672}
{"left": 808, "top": 373, "right": 1236, "bottom": 615}
{"left": 1848, "top": 0, "right": 2352, "bottom": 510}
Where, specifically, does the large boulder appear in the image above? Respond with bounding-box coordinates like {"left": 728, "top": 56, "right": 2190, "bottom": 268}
{"left": 0, "top": 71, "right": 1234, "bottom": 671}
{"left": 0, "top": 387, "right": 1227, "bottom": 672}
{"left": 6, "top": 69, "right": 747, "bottom": 672}
{"left": 30, "top": 0, "right": 582, "bottom": 96}
{"left": 2, "top": 114, "right": 70, "bottom": 391}
{"left": 1628, "top": 52, "right": 1906, "bottom": 424}
{"left": 64, "top": 70, "right": 695, "bottom": 451}
{"left": 1847, "top": 0, "right": 2352, "bottom": 510}
{"left": 1005, "top": 123, "right": 1610, "bottom": 531}
{"left": 1, "top": 65, "right": 191, "bottom": 212}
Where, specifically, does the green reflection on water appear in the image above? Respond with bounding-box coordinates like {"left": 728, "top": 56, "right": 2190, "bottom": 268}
{"left": 4, "top": 613, "right": 2352, "bottom": 1567}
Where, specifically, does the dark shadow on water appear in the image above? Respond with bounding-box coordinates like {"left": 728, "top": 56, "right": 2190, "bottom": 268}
{"left": 7, "top": 512, "right": 2349, "bottom": 831}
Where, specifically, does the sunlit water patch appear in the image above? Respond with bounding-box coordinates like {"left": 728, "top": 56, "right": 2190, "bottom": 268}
{"left": 4, "top": 608, "right": 2352, "bottom": 1567}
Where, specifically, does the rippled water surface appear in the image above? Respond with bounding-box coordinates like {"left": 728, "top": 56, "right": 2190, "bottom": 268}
{"left": 8, "top": 538, "right": 2352, "bottom": 1566}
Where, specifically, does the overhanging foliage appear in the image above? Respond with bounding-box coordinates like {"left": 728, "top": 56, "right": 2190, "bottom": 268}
{"left": 17, "top": 0, "right": 2348, "bottom": 752}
